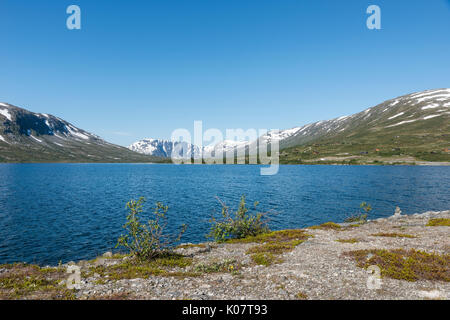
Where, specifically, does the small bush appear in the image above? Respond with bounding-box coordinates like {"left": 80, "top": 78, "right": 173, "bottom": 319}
{"left": 345, "top": 202, "right": 372, "bottom": 223}
{"left": 116, "top": 197, "right": 187, "bottom": 260}
{"left": 208, "top": 195, "right": 272, "bottom": 242}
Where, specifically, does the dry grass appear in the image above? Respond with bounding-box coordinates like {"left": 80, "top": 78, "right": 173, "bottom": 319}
{"left": 344, "top": 249, "right": 450, "bottom": 282}
{"left": 336, "top": 238, "right": 360, "bottom": 244}
{"left": 242, "top": 230, "right": 311, "bottom": 266}
{"left": 371, "top": 233, "right": 417, "bottom": 238}
{"left": 0, "top": 263, "right": 75, "bottom": 299}
{"left": 309, "top": 222, "right": 342, "bottom": 230}
{"left": 426, "top": 218, "right": 450, "bottom": 227}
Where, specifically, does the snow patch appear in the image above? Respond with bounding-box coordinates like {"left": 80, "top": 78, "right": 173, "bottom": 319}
{"left": 0, "top": 108, "right": 12, "bottom": 121}
{"left": 386, "top": 119, "right": 418, "bottom": 128}
{"left": 0, "top": 135, "right": 9, "bottom": 144}
{"left": 30, "top": 135, "right": 43, "bottom": 143}
{"left": 423, "top": 114, "right": 441, "bottom": 120}
{"left": 421, "top": 104, "right": 440, "bottom": 110}
{"left": 388, "top": 112, "right": 404, "bottom": 120}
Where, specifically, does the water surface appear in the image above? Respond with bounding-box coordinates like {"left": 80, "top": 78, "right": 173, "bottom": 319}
{"left": 0, "top": 164, "right": 449, "bottom": 265}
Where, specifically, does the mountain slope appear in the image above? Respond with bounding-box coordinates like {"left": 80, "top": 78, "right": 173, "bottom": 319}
{"left": 0, "top": 103, "right": 164, "bottom": 163}
{"left": 128, "top": 88, "right": 450, "bottom": 164}
{"left": 276, "top": 88, "right": 450, "bottom": 163}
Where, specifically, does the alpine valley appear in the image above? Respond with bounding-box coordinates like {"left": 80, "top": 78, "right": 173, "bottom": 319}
{"left": 1, "top": 88, "right": 449, "bottom": 164}
{"left": 129, "top": 88, "right": 450, "bottom": 164}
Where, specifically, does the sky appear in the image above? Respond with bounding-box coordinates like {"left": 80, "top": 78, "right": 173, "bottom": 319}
{"left": 0, "top": 0, "right": 449, "bottom": 146}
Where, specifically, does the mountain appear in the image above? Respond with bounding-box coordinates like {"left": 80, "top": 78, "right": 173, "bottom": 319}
{"left": 0, "top": 103, "right": 164, "bottom": 163}
{"left": 128, "top": 138, "right": 246, "bottom": 159}
{"left": 129, "top": 88, "right": 450, "bottom": 164}
{"left": 275, "top": 88, "right": 450, "bottom": 163}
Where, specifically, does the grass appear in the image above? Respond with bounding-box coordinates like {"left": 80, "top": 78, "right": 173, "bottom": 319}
{"left": 344, "top": 249, "right": 450, "bottom": 282}
{"left": 296, "top": 292, "right": 308, "bottom": 300}
{"left": 84, "top": 253, "right": 198, "bottom": 280}
{"left": 426, "top": 218, "right": 450, "bottom": 227}
{"left": 0, "top": 263, "right": 75, "bottom": 299}
{"left": 371, "top": 232, "right": 417, "bottom": 238}
{"left": 194, "top": 259, "right": 240, "bottom": 274}
{"left": 336, "top": 238, "right": 360, "bottom": 244}
{"left": 309, "top": 222, "right": 342, "bottom": 230}
{"left": 236, "top": 229, "right": 312, "bottom": 266}
{"left": 227, "top": 229, "right": 311, "bottom": 244}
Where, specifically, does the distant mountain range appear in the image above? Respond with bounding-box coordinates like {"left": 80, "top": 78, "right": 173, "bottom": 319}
{"left": 1, "top": 88, "right": 449, "bottom": 163}
{"left": 0, "top": 103, "right": 163, "bottom": 163}
{"left": 129, "top": 88, "right": 450, "bottom": 163}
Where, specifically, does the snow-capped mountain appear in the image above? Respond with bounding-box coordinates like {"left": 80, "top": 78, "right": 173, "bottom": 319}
{"left": 128, "top": 138, "right": 247, "bottom": 159}
{"left": 0, "top": 103, "right": 163, "bottom": 162}
{"left": 129, "top": 88, "right": 450, "bottom": 160}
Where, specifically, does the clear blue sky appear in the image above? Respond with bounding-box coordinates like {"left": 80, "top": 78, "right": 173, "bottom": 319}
{"left": 1, "top": 0, "right": 449, "bottom": 146}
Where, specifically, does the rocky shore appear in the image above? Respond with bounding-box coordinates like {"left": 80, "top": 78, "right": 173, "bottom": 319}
{"left": 1, "top": 210, "right": 449, "bottom": 300}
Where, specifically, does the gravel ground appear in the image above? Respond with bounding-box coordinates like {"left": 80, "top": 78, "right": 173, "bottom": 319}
{"left": 67, "top": 210, "right": 450, "bottom": 300}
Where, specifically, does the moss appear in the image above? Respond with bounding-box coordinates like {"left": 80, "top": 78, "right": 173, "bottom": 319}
{"left": 344, "top": 249, "right": 450, "bottom": 282}
{"left": 194, "top": 259, "right": 240, "bottom": 274}
{"left": 250, "top": 252, "right": 281, "bottom": 266}
{"left": 85, "top": 254, "right": 198, "bottom": 280}
{"left": 296, "top": 292, "right": 308, "bottom": 300}
{"left": 309, "top": 222, "right": 342, "bottom": 230}
{"left": 427, "top": 218, "right": 450, "bottom": 227}
{"left": 228, "top": 229, "right": 311, "bottom": 244}
{"left": 336, "top": 238, "right": 360, "bottom": 244}
{"left": 0, "top": 263, "right": 75, "bottom": 300}
{"left": 371, "top": 232, "right": 417, "bottom": 238}
{"left": 242, "top": 230, "right": 311, "bottom": 267}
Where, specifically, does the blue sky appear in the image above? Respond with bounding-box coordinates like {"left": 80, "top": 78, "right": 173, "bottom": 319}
{"left": 0, "top": 0, "right": 449, "bottom": 146}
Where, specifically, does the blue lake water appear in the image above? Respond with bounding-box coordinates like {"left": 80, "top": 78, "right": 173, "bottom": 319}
{"left": 0, "top": 164, "right": 449, "bottom": 265}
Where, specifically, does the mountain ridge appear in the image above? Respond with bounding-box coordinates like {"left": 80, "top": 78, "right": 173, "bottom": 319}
{"left": 129, "top": 88, "right": 450, "bottom": 163}
{"left": 0, "top": 103, "right": 165, "bottom": 163}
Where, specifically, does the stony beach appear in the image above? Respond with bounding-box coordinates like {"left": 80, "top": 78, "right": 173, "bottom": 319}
{"left": 1, "top": 210, "right": 449, "bottom": 300}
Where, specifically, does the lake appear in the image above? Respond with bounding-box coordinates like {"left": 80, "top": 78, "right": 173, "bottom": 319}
{"left": 0, "top": 164, "right": 449, "bottom": 265}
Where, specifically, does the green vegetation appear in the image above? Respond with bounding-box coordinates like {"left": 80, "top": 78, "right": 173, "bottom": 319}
{"left": 85, "top": 253, "right": 197, "bottom": 280}
{"left": 250, "top": 252, "right": 280, "bottom": 267}
{"left": 426, "top": 218, "right": 450, "bottom": 227}
{"left": 371, "top": 232, "right": 417, "bottom": 238}
{"left": 194, "top": 259, "right": 240, "bottom": 274}
{"left": 208, "top": 196, "right": 271, "bottom": 242}
{"left": 239, "top": 229, "right": 312, "bottom": 266}
{"left": 0, "top": 263, "right": 75, "bottom": 300}
{"left": 296, "top": 292, "right": 308, "bottom": 300}
{"left": 116, "top": 197, "right": 187, "bottom": 260}
{"left": 309, "top": 222, "right": 342, "bottom": 230}
{"left": 345, "top": 249, "right": 449, "bottom": 282}
{"left": 336, "top": 238, "right": 360, "bottom": 244}
{"left": 345, "top": 202, "right": 372, "bottom": 224}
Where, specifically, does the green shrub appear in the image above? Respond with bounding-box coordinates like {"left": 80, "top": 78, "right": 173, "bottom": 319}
{"left": 208, "top": 195, "right": 271, "bottom": 242}
{"left": 345, "top": 202, "right": 372, "bottom": 223}
{"left": 116, "top": 197, "right": 187, "bottom": 260}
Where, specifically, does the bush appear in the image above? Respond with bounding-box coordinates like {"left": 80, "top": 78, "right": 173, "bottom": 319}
{"left": 116, "top": 197, "right": 187, "bottom": 260}
{"left": 345, "top": 202, "right": 372, "bottom": 223}
{"left": 208, "top": 195, "right": 271, "bottom": 242}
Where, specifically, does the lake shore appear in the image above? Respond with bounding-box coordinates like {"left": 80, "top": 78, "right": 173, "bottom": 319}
{"left": 1, "top": 209, "right": 449, "bottom": 300}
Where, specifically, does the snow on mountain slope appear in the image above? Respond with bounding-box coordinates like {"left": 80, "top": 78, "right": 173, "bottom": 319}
{"left": 129, "top": 88, "right": 450, "bottom": 159}
{"left": 0, "top": 103, "right": 162, "bottom": 162}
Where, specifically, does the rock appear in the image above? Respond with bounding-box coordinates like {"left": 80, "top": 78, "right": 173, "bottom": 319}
{"left": 103, "top": 251, "right": 113, "bottom": 258}
{"left": 393, "top": 206, "right": 402, "bottom": 218}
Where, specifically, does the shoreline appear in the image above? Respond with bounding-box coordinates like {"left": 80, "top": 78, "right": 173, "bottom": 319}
{"left": 1, "top": 209, "right": 449, "bottom": 300}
